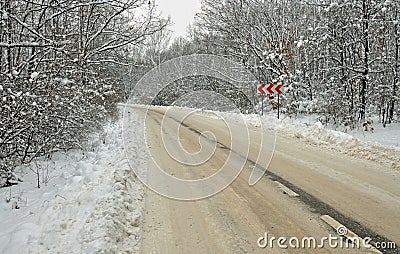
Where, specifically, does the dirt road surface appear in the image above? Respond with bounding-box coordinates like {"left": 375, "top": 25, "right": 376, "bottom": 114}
{"left": 126, "top": 106, "right": 399, "bottom": 254}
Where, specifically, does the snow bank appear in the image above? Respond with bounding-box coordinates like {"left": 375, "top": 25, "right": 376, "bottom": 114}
{"left": 241, "top": 113, "right": 400, "bottom": 171}
{"left": 0, "top": 117, "right": 145, "bottom": 253}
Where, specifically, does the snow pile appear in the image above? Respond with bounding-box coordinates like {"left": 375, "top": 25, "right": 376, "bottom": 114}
{"left": 0, "top": 118, "right": 145, "bottom": 253}
{"left": 262, "top": 114, "right": 400, "bottom": 171}
{"left": 277, "top": 117, "right": 359, "bottom": 147}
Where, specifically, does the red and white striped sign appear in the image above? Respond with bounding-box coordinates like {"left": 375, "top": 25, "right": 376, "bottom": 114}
{"left": 258, "top": 84, "right": 284, "bottom": 95}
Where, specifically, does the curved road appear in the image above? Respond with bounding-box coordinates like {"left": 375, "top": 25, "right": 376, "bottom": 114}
{"left": 126, "top": 106, "right": 399, "bottom": 254}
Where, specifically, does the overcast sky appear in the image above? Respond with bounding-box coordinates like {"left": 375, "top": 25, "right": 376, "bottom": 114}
{"left": 156, "top": 0, "right": 201, "bottom": 38}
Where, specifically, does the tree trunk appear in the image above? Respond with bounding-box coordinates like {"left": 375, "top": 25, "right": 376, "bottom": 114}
{"left": 389, "top": 6, "right": 399, "bottom": 123}
{"left": 382, "top": 99, "right": 386, "bottom": 127}
{"left": 360, "top": 0, "right": 370, "bottom": 122}
{"left": 5, "top": 0, "right": 12, "bottom": 74}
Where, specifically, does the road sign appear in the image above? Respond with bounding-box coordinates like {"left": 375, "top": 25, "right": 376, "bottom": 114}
{"left": 257, "top": 83, "right": 284, "bottom": 119}
{"left": 257, "top": 84, "right": 284, "bottom": 95}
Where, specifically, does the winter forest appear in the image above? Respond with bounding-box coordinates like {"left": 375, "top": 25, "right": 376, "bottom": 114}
{"left": 1, "top": 0, "right": 399, "bottom": 185}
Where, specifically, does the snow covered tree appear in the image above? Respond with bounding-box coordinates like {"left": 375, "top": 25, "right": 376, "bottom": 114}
{"left": 192, "top": 0, "right": 399, "bottom": 128}
{"left": 0, "top": 0, "right": 168, "bottom": 186}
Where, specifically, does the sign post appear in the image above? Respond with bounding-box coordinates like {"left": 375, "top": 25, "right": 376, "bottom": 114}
{"left": 257, "top": 84, "right": 266, "bottom": 116}
{"left": 261, "top": 96, "right": 264, "bottom": 116}
{"left": 257, "top": 83, "right": 284, "bottom": 119}
{"left": 277, "top": 93, "right": 280, "bottom": 120}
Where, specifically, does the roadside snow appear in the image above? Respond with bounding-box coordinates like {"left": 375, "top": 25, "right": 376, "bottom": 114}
{"left": 243, "top": 113, "right": 400, "bottom": 171}
{"left": 349, "top": 117, "right": 400, "bottom": 148}
{"left": 0, "top": 118, "right": 145, "bottom": 254}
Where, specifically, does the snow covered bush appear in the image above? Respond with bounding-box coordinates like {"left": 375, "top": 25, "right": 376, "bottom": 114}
{"left": 0, "top": 0, "right": 168, "bottom": 186}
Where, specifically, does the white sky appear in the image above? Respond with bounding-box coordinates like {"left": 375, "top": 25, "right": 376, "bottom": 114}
{"left": 156, "top": 0, "right": 201, "bottom": 38}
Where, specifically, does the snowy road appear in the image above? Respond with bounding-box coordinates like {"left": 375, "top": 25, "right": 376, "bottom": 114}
{"left": 126, "top": 106, "right": 399, "bottom": 254}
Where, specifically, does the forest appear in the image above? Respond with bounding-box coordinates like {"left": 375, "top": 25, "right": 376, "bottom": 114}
{"left": 1, "top": 0, "right": 399, "bottom": 185}
{"left": 157, "top": 0, "right": 399, "bottom": 129}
